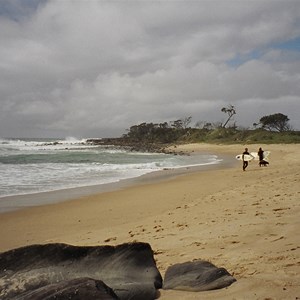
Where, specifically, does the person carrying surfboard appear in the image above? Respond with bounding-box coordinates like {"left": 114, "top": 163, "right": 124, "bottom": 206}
{"left": 258, "top": 147, "right": 264, "bottom": 161}
{"left": 258, "top": 147, "right": 269, "bottom": 167}
{"left": 242, "top": 148, "right": 250, "bottom": 171}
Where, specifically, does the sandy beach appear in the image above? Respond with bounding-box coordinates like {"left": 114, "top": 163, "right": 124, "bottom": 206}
{"left": 0, "top": 143, "right": 299, "bottom": 299}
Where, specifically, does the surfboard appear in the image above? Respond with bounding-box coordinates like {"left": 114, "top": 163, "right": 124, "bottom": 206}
{"left": 250, "top": 151, "right": 271, "bottom": 161}
{"left": 235, "top": 154, "right": 254, "bottom": 161}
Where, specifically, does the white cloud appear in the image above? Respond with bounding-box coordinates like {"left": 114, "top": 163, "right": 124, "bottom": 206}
{"left": 0, "top": 0, "right": 300, "bottom": 138}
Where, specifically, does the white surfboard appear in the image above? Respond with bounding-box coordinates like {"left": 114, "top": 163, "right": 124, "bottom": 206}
{"left": 235, "top": 154, "right": 254, "bottom": 161}
{"left": 250, "top": 151, "right": 270, "bottom": 161}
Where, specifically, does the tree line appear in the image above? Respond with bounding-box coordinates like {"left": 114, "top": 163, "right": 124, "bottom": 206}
{"left": 123, "top": 106, "right": 294, "bottom": 144}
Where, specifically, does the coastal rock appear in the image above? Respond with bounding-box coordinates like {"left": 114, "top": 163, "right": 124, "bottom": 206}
{"left": 163, "top": 260, "right": 236, "bottom": 292}
{"left": 0, "top": 242, "right": 162, "bottom": 300}
{"left": 86, "top": 138, "right": 170, "bottom": 154}
{"left": 15, "top": 277, "right": 119, "bottom": 300}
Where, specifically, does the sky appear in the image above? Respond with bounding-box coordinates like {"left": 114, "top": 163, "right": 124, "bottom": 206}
{"left": 0, "top": 0, "right": 300, "bottom": 138}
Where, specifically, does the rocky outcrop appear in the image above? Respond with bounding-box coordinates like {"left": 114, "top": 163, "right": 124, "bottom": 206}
{"left": 15, "top": 277, "right": 119, "bottom": 300}
{"left": 0, "top": 243, "right": 236, "bottom": 299}
{"left": 163, "top": 260, "right": 236, "bottom": 291}
{"left": 86, "top": 138, "right": 175, "bottom": 154}
{"left": 0, "top": 242, "right": 162, "bottom": 300}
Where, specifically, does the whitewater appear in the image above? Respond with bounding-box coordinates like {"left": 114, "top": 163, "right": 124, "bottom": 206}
{"left": 0, "top": 137, "right": 221, "bottom": 199}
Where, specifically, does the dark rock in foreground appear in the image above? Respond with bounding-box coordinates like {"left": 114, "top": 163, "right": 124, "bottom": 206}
{"left": 0, "top": 242, "right": 237, "bottom": 299}
{"left": 16, "top": 277, "right": 119, "bottom": 300}
{"left": 0, "top": 242, "right": 162, "bottom": 300}
{"left": 163, "top": 260, "right": 236, "bottom": 292}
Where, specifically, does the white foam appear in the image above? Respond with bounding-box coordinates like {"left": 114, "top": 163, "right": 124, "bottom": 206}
{"left": 0, "top": 138, "right": 222, "bottom": 198}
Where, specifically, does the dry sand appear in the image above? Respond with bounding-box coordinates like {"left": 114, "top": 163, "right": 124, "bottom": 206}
{"left": 0, "top": 143, "right": 299, "bottom": 299}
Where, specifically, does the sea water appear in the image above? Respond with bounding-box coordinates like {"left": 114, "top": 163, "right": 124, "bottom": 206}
{"left": 0, "top": 137, "right": 221, "bottom": 198}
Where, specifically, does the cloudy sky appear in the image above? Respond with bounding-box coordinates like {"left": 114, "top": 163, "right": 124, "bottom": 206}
{"left": 0, "top": 0, "right": 300, "bottom": 138}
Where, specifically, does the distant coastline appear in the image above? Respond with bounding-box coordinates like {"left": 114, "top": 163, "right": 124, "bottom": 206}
{"left": 87, "top": 128, "right": 300, "bottom": 151}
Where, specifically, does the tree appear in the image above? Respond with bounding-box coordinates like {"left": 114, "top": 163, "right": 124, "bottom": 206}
{"left": 258, "top": 113, "right": 292, "bottom": 132}
{"left": 171, "top": 119, "right": 183, "bottom": 129}
{"left": 182, "top": 116, "right": 192, "bottom": 129}
{"left": 195, "top": 121, "right": 216, "bottom": 130}
{"left": 170, "top": 117, "right": 192, "bottom": 129}
{"left": 221, "top": 104, "right": 236, "bottom": 128}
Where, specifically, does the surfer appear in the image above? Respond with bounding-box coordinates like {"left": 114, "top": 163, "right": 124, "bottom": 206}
{"left": 258, "top": 147, "right": 264, "bottom": 161}
{"left": 258, "top": 147, "right": 269, "bottom": 167}
{"left": 242, "top": 148, "right": 250, "bottom": 171}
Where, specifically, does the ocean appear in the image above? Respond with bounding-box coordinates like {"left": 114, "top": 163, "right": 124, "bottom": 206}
{"left": 0, "top": 137, "right": 221, "bottom": 199}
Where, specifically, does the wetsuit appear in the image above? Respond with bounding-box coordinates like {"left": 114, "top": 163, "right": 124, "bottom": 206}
{"left": 258, "top": 148, "right": 264, "bottom": 162}
{"left": 242, "top": 150, "right": 250, "bottom": 171}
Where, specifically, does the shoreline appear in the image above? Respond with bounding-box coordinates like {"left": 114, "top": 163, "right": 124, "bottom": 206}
{"left": 0, "top": 143, "right": 299, "bottom": 299}
{"left": 0, "top": 151, "right": 234, "bottom": 214}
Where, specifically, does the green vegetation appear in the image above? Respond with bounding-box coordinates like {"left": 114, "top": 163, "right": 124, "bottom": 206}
{"left": 254, "top": 113, "right": 292, "bottom": 132}
{"left": 123, "top": 124, "right": 300, "bottom": 144}
{"left": 123, "top": 111, "right": 300, "bottom": 145}
{"left": 185, "top": 128, "right": 300, "bottom": 144}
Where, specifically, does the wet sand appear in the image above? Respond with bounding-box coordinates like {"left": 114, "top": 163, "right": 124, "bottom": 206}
{"left": 0, "top": 143, "right": 299, "bottom": 299}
